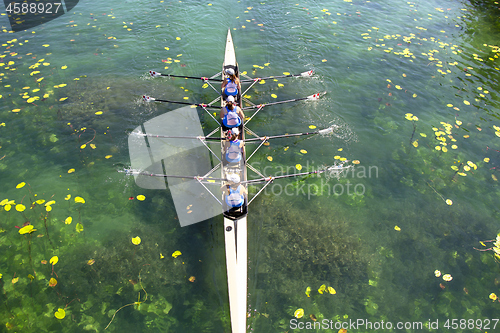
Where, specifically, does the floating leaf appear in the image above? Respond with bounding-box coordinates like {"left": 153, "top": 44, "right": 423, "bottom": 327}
{"left": 12, "top": 277, "right": 19, "bottom": 284}
{"left": 61, "top": 65, "right": 67, "bottom": 69}
{"left": 87, "top": 259, "right": 95, "bottom": 265}
{"left": 412, "top": 141, "right": 418, "bottom": 147}
{"left": 394, "top": 225, "right": 401, "bottom": 231}
{"left": 95, "top": 111, "right": 103, "bottom": 115}
{"left": 160, "top": 253, "right": 164, "bottom": 259}
{"left": 4, "top": 204, "right": 11, "bottom": 211}
{"left": 65, "top": 194, "right": 71, "bottom": 201}
{"left": 294, "top": 308, "right": 304, "bottom": 319}
{"left": 19, "top": 225, "right": 35, "bottom": 234}
{"left": 46, "top": 205, "right": 52, "bottom": 212}
{"left": 352, "top": 160, "right": 360, "bottom": 164}
{"left": 172, "top": 250, "right": 182, "bottom": 258}
{"left": 296, "top": 164, "right": 302, "bottom": 171}
{"left": 68, "top": 168, "right": 75, "bottom": 173}
{"left": 15, "top": 204, "right": 25, "bottom": 212}
{"left": 131, "top": 236, "right": 141, "bottom": 245}
{"left": 80, "top": 144, "right": 86, "bottom": 149}
{"left": 64, "top": 217, "right": 72, "bottom": 224}
{"left": 309, "top": 125, "right": 316, "bottom": 129}
{"left": 16, "top": 182, "right": 25, "bottom": 189}
{"left": 54, "top": 308, "right": 65, "bottom": 319}
{"left": 300, "top": 149, "right": 307, "bottom": 154}
{"left": 442, "top": 274, "right": 453, "bottom": 281}
{"left": 484, "top": 157, "right": 490, "bottom": 163}
{"left": 267, "top": 156, "right": 273, "bottom": 161}
{"left": 105, "top": 155, "right": 112, "bottom": 159}
{"left": 136, "top": 195, "right": 146, "bottom": 201}
{"left": 49, "top": 277, "right": 57, "bottom": 287}
{"left": 305, "top": 286, "right": 311, "bottom": 297}
{"left": 328, "top": 286, "right": 336, "bottom": 294}
{"left": 188, "top": 276, "right": 196, "bottom": 282}
{"left": 35, "top": 199, "right": 45, "bottom": 205}
{"left": 271, "top": 94, "right": 277, "bottom": 98}
{"left": 50, "top": 256, "right": 59, "bottom": 265}
{"left": 74, "top": 197, "right": 85, "bottom": 204}
{"left": 76, "top": 223, "right": 84, "bottom": 233}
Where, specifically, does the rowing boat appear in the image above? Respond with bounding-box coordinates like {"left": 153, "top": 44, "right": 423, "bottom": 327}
{"left": 127, "top": 29, "right": 349, "bottom": 333}
{"left": 221, "top": 30, "right": 248, "bottom": 333}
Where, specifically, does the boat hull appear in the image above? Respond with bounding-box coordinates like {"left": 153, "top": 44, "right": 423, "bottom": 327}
{"left": 222, "top": 29, "right": 248, "bottom": 333}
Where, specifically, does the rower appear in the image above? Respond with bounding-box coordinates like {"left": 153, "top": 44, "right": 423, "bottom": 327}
{"left": 220, "top": 95, "right": 245, "bottom": 134}
{"left": 224, "top": 128, "right": 244, "bottom": 164}
{"left": 222, "top": 68, "right": 241, "bottom": 100}
{"left": 224, "top": 174, "right": 247, "bottom": 208}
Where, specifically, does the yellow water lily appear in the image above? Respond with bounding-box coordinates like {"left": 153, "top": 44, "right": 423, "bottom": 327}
{"left": 296, "top": 164, "right": 302, "bottom": 171}
{"left": 54, "top": 308, "right": 65, "bottom": 319}
{"left": 318, "top": 284, "right": 326, "bottom": 294}
{"left": 16, "top": 182, "right": 25, "bottom": 189}
{"left": 15, "top": 204, "right": 25, "bottom": 212}
{"left": 131, "top": 236, "right": 141, "bottom": 245}
{"left": 446, "top": 199, "right": 453, "bottom": 205}
{"left": 64, "top": 217, "right": 72, "bottom": 224}
{"left": 136, "top": 195, "right": 146, "bottom": 201}
{"left": 172, "top": 250, "right": 182, "bottom": 258}
{"left": 327, "top": 286, "right": 336, "bottom": 294}
{"left": 49, "top": 256, "right": 58, "bottom": 265}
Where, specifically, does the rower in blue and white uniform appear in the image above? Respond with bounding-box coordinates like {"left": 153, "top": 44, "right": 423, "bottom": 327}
{"left": 221, "top": 68, "right": 241, "bottom": 100}
{"left": 224, "top": 128, "right": 244, "bottom": 164}
{"left": 220, "top": 95, "right": 245, "bottom": 133}
{"left": 224, "top": 174, "right": 247, "bottom": 208}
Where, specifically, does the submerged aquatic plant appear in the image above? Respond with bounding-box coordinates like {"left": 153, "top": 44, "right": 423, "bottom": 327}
{"left": 105, "top": 270, "right": 148, "bottom": 330}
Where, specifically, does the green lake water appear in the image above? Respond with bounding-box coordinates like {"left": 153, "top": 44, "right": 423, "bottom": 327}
{"left": 1, "top": 0, "right": 500, "bottom": 332}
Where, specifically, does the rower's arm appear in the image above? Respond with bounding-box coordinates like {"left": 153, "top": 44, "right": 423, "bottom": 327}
{"left": 220, "top": 107, "right": 225, "bottom": 119}
{"left": 237, "top": 107, "right": 245, "bottom": 119}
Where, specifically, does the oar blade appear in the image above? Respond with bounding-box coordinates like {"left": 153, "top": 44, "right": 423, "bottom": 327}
{"left": 300, "top": 70, "right": 314, "bottom": 77}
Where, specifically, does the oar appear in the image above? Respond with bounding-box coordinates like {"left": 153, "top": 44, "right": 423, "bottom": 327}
{"left": 143, "top": 95, "right": 220, "bottom": 109}
{"left": 241, "top": 92, "right": 325, "bottom": 111}
{"left": 243, "top": 163, "right": 351, "bottom": 184}
{"left": 149, "top": 70, "right": 223, "bottom": 82}
{"left": 122, "top": 169, "right": 228, "bottom": 182}
{"left": 240, "top": 70, "right": 314, "bottom": 83}
{"left": 244, "top": 125, "right": 338, "bottom": 142}
{"left": 131, "top": 132, "right": 223, "bottom": 141}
